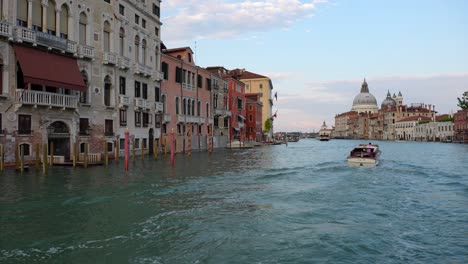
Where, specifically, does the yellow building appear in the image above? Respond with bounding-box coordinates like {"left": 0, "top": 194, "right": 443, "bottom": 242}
{"left": 234, "top": 69, "right": 274, "bottom": 140}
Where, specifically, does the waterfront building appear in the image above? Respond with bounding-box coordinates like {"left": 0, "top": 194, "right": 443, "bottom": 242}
{"left": 160, "top": 47, "right": 215, "bottom": 152}
{"left": 395, "top": 116, "right": 432, "bottom": 141}
{"left": 245, "top": 93, "right": 263, "bottom": 142}
{"left": 235, "top": 69, "right": 274, "bottom": 140}
{"left": 0, "top": 0, "right": 163, "bottom": 163}
{"left": 206, "top": 67, "right": 247, "bottom": 142}
{"left": 351, "top": 79, "right": 379, "bottom": 114}
{"left": 334, "top": 111, "right": 358, "bottom": 138}
{"left": 454, "top": 109, "right": 468, "bottom": 143}
{"left": 319, "top": 121, "right": 334, "bottom": 138}
{"left": 209, "top": 71, "right": 230, "bottom": 142}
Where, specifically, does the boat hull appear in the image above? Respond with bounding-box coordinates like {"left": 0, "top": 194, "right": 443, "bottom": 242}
{"left": 347, "top": 157, "right": 379, "bottom": 166}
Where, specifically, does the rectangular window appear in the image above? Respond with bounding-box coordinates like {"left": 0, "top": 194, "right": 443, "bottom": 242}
{"left": 18, "top": 114, "right": 32, "bottom": 134}
{"left": 105, "top": 119, "right": 113, "bottom": 136}
{"left": 197, "top": 74, "right": 202, "bottom": 88}
{"left": 237, "top": 98, "right": 242, "bottom": 109}
{"left": 119, "top": 76, "right": 126, "bottom": 95}
{"left": 162, "top": 62, "right": 168, "bottom": 80}
{"left": 206, "top": 78, "right": 212, "bottom": 90}
{"left": 135, "top": 14, "right": 140, "bottom": 25}
{"left": 135, "top": 81, "right": 141, "bottom": 98}
{"left": 135, "top": 138, "right": 140, "bottom": 149}
{"left": 142, "top": 83, "right": 148, "bottom": 99}
{"left": 79, "top": 118, "right": 89, "bottom": 135}
{"left": 119, "top": 109, "right": 127, "bottom": 127}
{"left": 120, "top": 139, "right": 125, "bottom": 150}
{"left": 142, "top": 19, "right": 146, "bottom": 29}
{"left": 143, "top": 113, "right": 149, "bottom": 127}
{"left": 155, "top": 114, "right": 161, "bottom": 128}
{"left": 104, "top": 0, "right": 111, "bottom": 3}
{"left": 152, "top": 4, "right": 160, "bottom": 17}
{"left": 155, "top": 27, "right": 159, "bottom": 36}
{"left": 135, "top": 112, "right": 141, "bottom": 127}
{"left": 0, "top": 114, "right": 3, "bottom": 133}
{"left": 249, "top": 114, "right": 253, "bottom": 122}
{"left": 224, "top": 118, "right": 228, "bottom": 128}
{"left": 119, "top": 4, "right": 125, "bottom": 15}
{"left": 175, "top": 67, "right": 182, "bottom": 83}
{"left": 155, "top": 87, "right": 160, "bottom": 102}
{"left": 214, "top": 117, "right": 219, "bottom": 128}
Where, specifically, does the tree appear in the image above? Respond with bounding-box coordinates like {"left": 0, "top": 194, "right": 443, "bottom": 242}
{"left": 457, "top": 91, "right": 468, "bottom": 110}
{"left": 263, "top": 118, "right": 272, "bottom": 134}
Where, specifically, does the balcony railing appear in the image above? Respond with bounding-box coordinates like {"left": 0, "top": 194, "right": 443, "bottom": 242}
{"left": 119, "top": 95, "right": 130, "bottom": 107}
{"left": 134, "top": 98, "right": 151, "bottom": 110}
{"left": 77, "top": 45, "right": 95, "bottom": 59}
{"left": 0, "top": 21, "right": 13, "bottom": 39}
{"left": 16, "top": 89, "right": 78, "bottom": 109}
{"left": 104, "top": 131, "right": 115, "bottom": 137}
{"left": 134, "top": 63, "right": 153, "bottom": 76}
{"left": 119, "top": 56, "right": 131, "bottom": 69}
{"left": 163, "top": 113, "right": 171, "bottom": 123}
{"left": 15, "top": 27, "right": 77, "bottom": 53}
{"left": 153, "top": 70, "right": 164, "bottom": 81}
{"left": 182, "top": 83, "right": 195, "bottom": 91}
{"left": 155, "top": 102, "right": 164, "bottom": 112}
{"left": 104, "top": 52, "right": 118, "bottom": 65}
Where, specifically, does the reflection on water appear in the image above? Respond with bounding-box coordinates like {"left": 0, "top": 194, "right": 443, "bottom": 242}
{"left": 1, "top": 139, "right": 467, "bottom": 263}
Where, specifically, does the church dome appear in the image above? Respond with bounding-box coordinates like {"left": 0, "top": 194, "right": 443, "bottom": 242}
{"left": 381, "top": 90, "right": 397, "bottom": 108}
{"left": 351, "top": 79, "right": 378, "bottom": 113}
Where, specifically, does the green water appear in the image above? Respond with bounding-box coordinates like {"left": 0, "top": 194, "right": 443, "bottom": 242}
{"left": 1, "top": 139, "right": 467, "bottom": 263}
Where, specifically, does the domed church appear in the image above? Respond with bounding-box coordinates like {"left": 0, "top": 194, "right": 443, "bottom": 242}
{"left": 351, "top": 79, "right": 379, "bottom": 114}
{"left": 381, "top": 90, "right": 397, "bottom": 109}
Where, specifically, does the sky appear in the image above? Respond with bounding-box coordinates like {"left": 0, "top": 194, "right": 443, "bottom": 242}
{"left": 161, "top": 0, "right": 468, "bottom": 132}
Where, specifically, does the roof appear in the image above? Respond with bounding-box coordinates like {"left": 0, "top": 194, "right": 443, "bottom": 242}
{"left": 233, "top": 69, "right": 268, "bottom": 79}
{"left": 162, "top": 46, "right": 194, "bottom": 54}
{"left": 397, "top": 116, "right": 432, "bottom": 122}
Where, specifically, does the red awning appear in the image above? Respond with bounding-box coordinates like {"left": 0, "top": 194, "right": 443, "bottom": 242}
{"left": 14, "top": 45, "right": 86, "bottom": 92}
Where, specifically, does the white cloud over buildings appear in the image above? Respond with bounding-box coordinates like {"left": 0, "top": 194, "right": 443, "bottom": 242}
{"left": 162, "top": 0, "right": 327, "bottom": 45}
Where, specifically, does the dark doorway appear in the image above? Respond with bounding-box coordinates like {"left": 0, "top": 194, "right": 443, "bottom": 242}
{"left": 148, "top": 128, "right": 154, "bottom": 154}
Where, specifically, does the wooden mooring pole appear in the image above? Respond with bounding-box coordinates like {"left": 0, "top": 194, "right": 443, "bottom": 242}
{"left": 42, "top": 144, "right": 47, "bottom": 174}
{"left": 35, "top": 143, "right": 39, "bottom": 171}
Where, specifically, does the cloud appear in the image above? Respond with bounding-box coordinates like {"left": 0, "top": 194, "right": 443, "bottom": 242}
{"left": 162, "top": 0, "right": 326, "bottom": 45}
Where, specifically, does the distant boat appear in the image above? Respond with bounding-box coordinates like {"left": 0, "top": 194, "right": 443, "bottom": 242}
{"left": 347, "top": 143, "right": 381, "bottom": 166}
{"left": 287, "top": 136, "right": 300, "bottom": 142}
{"left": 318, "top": 134, "right": 330, "bottom": 141}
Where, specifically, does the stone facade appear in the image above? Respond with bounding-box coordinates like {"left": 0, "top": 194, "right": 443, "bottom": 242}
{"left": 0, "top": 0, "right": 163, "bottom": 163}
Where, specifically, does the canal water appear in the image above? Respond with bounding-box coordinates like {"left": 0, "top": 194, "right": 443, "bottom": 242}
{"left": 1, "top": 139, "right": 467, "bottom": 263}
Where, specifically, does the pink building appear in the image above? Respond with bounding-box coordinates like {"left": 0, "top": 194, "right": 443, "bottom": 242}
{"left": 245, "top": 93, "right": 263, "bottom": 142}
{"left": 161, "top": 47, "right": 212, "bottom": 152}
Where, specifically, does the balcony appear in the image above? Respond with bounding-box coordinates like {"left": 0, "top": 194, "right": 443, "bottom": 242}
{"left": 134, "top": 98, "right": 151, "bottom": 110}
{"left": 15, "top": 89, "right": 78, "bottom": 109}
{"left": 154, "top": 102, "right": 164, "bottom": 112}
{"left": 134, "top": 63, "right": 153, "bottom": 77}
{"left": 104, "top": 52, "right": 118, "bottom": 65}
{"left": 119, "top": 56, "right": 131, "bottom": 69}
{"left": 153, "top": 70, "right": 164, "bottom": 81}
{"left": 15, "top": 27, "right": 77, "bottom": 54}
{"left": 119, "top": 95, "right": 130, "bottom": 108}
{"left": 182, "top": 83, "right": 195, "bottom": 91}
{"left": 0, "top": 21, "right": 13, "bottom": 40}
{"left": 77, "top": 45, "right": 95, "bottom": 59}
{"left": 200, "top": 117, "right": 206, "bottom": 124}
{"left": 163, "top": 113, "right": 171, "bottom": 123}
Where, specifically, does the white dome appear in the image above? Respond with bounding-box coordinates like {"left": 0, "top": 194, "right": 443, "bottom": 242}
{"left": 351, "top": 79, "right": 378, "bottom": 113}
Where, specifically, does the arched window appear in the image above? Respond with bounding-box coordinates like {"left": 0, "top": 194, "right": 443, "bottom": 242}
{"left": 19, "top": 143, "right": 31, "bottom": 156}
{"left": 60, "top": 4, "right": 69, "bottom": 39}
{"left": 16, "top": 0, "right": 28, "bottom": 27}
{"left": 104, "top": 76, "right": 112, "bottom": 107}
{"left": 134, "top": 35, "right": 140, "bottom": 63}
{"left": 47, "top": 0, "right": 57, "bottom": 35}
{"left": 141, "top": 39, "right": 147, "bottom": 64}
{"left": 32, "top": 0, "right": 42, "bottom": 31}
{"left": 79, "top": 12, "right": 87, "bottom": 45}
{"left": 80, "top": 71, "right": 89, "bottom": 104}
{"left": 119, "top": 27, "right": 125, "bottom": 56}
{"left": 103, "top": 21, "right": 111, "bottom": 52}
{"left": 175, "top": 97, "right": 179, "bottom": 115}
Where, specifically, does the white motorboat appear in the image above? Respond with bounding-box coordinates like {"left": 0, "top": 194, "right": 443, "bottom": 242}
{"left": 347, "top": 143, "right": 381, "bottom": 166}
